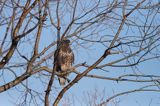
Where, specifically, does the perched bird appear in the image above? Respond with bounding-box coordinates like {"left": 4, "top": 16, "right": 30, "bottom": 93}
{"left": 54, "top": 39, "right": 74, "bottom": 86}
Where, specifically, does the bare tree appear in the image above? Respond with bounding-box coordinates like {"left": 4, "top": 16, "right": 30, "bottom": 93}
{"left": 0, "top": 0, "right": 160, "bottom": 106}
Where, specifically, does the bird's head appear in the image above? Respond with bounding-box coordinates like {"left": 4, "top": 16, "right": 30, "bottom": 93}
{"left": 62, "top": 39, "right": 70, "bottom": 44}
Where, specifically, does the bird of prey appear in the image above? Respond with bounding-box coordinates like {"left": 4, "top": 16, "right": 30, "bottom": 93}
{"left": 54, "top": 39, "right": 74, "bottom": 86}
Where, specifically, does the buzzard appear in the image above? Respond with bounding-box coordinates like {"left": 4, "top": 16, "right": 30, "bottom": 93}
{"left": 54, "top": 39, "right": 74, "bottom": 86}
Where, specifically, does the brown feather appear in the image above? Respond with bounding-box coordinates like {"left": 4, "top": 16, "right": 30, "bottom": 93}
{"left": 54, "top": 40, "right": 74, "bottom": 86}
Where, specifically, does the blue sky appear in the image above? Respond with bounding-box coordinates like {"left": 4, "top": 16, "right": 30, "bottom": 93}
{"left": 0, "top": 0, "right": 160, "bottom": 106}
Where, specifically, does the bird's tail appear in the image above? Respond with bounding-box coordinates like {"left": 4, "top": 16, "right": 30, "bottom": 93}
{"left": 58, "top": 77, "right": 66, "bottom": 86}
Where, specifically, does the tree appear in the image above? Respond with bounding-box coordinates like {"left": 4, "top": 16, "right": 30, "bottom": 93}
{"left": 0, "top": 0, "right": 160, "bottom": 106}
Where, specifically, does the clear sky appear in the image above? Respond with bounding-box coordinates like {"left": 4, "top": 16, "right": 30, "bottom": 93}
{"left": 0, "top": 0, "right": 160, "bottom": 106}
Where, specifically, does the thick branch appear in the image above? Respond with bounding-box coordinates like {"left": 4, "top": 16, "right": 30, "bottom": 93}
{"left": 0, "top": 0, "right": 39, "bottom": 69}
